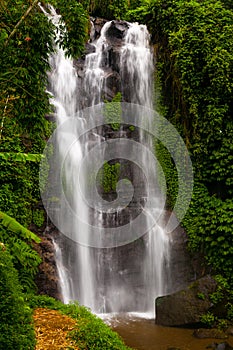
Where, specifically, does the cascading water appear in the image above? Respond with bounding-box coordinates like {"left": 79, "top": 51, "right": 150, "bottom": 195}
{"left": 44, "top": 8, "right": 170, "bottom": 316}
{"left": 120, "top": 23, "right": 153, "bottom": 108}
{"left": 120, "top": 23, "right": 170, "bottom": 313}
{"left": 83, "top": 21, "right": 112, "bottom": 106}
{"left": 52, "top": 238, "right": 70, "bottom": 304}
{"left": 41, "top": 5, "right": 95, "bottom": 306}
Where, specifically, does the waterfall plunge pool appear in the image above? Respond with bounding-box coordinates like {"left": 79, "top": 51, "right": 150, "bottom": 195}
{"left": 100, "top": 314, "right": 233, "bottom": 350}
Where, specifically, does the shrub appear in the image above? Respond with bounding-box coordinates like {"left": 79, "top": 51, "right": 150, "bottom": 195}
{"left": 0, "top": 247, "right": 35, "bottom": 350}
{"left": 200, "top": 312, "right": 216, "bottom": 328}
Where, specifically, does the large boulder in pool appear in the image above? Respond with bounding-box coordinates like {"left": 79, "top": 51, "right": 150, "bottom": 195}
{"left": 155, "top": 275, "right": 217, "bottom": 327}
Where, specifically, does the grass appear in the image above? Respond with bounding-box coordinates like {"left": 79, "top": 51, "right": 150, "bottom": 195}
{"left": 27, "top": 294, "right": 133, "bottom": 350}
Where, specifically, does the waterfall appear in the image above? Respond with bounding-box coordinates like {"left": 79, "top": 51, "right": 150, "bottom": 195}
{"left": 120, "top": 23, "right": 153, "bottom": 108}
{"left": 83, "top": 21, "right": 112, "bottom": 106}
{"left": 120, "top": 23, "right": 170, "bottom": 312}
{"left": 42, "top": 4, "right": 96, "bottom": 308}
{"left": 44, "top": 10, "right": 170, "bottom": 316}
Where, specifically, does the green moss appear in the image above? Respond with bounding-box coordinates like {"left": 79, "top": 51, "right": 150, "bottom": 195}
{"left": 104, "top": 92, "right": 122, "bottom": 131}
{"left": 32, "top": 209, "right": 45, "bottom": 228}
{"left": 197, "top": 292, "right": 205, "bottom": 300}
{"left": 98, "top": 162, "right": 121, "bottom": 193}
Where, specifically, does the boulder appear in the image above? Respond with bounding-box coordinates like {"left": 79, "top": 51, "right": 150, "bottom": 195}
{"left": 155, "top": 275, "right": 217, "bottom": 327}
{"left": 91, "top": 17, "right": 108, "bottom": 38}
{"left": 105, "top": 20, "right": 129, "bottom": 42}
{"left": 85, "top": 42, "right": 95, "bottom": 55}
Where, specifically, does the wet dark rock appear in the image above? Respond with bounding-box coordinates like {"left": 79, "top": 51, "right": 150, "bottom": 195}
{"left": 165, "top": 214, "right": 209, "bottom": 294}
{"left": 105, "top": 20, "right": 129, "bottom": 42}
{"left": 91, "top": 17, "right": 108, "bottom": 39}
{"left": 44, "top": 113, "right": 57, "bottom": 122}
{"left": 155, "top": 275, "right": 218, "bottom": 327}
{"left": 194, "top": 329, "right": 228, "bottom": 339}
{"left": 207, "top": 342, "right": 233, "bottom": 350}
{"left": 85, "top": 42, "right": 95, "bottom": 55}
{"left": 73, "top": 58, "right": 85, "bottom": 78}
{"left": 73, "top": 18, "right": 127, "bottom": 109}
{"left": 104, "top": 70, "right": 121, "bottom": 99}
{"left": 108, "top": 47, "right": 122, "bottom": 73}
{"left": 207, "top": 343, "right": 219, "bottom": 350}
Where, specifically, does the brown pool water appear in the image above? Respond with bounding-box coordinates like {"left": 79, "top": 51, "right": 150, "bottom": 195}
{"left": 105, "top": 314, "right": 233, "bottom": 350}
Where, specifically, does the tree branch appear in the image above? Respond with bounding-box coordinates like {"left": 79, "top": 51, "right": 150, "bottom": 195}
{"left": 4, "top": 0, "right": 39, "bottom": 46}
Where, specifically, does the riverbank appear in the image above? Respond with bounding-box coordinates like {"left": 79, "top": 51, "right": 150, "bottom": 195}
{"left": 28, "top": 295, "right": 132, "bottom": 350}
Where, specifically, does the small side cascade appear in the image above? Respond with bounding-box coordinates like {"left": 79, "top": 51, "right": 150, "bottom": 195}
{"left": 83, "top": 21, "right": 112, "bottom": 107}
{"left": 120, "top": 22, "right": 170, "bottom": 313}
{"left": 52, "top": 238, "right": 70, "bottom": 304}
{"left": 120, "top": 23, "right": 154, "bottom": 108}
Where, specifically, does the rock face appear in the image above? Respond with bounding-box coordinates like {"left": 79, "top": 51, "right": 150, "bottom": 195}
{"left": 34, "top": 225, "right": 61, "bottom": 300}
{"left": 155, "top": 275, "right": 218, "bottom": 327}
{"left": 74, "top": 18, "right": 130, "bottom": 109}
{"left": 164, "top": 212, "right": 209, "bottom": 294}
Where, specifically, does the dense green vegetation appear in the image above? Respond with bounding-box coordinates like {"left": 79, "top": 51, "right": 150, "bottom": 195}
{"left": 0, "top": 246, "right": 36, "bottom": 350}
{"left": 0, "top": 211, "right": 41, "bottom": 292}
{"left": 98, "top": 161, "right": 121, "bottom": 193}
{"left": 0, "top": 0, "right": 232, "bottom": 346}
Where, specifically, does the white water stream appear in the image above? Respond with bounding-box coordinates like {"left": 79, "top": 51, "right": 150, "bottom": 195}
{"left": 44, "top": 7, "right": 170, "bottom": 316}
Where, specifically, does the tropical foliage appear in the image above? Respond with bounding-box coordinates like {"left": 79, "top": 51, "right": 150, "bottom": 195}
{"left": 126, "top": 0, "right": 233, "bottom": 286}
{"left": 0, "top": 211, "right": 42, "bottom": 292}
{"left": 0, "top": 247, "right": 36, "bottom": 350}
{"left": 0, "top": 0, "right": 232, "bottom": 344}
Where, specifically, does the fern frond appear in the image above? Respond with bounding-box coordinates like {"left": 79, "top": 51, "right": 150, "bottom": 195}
{"left": 12, "top": 239, "right": 42, "bottom": 270}
{"left": 18, "top": 271, "right": 37, "bottom": 293}
{"left": 0, "top": 211, "right": 41, "bottom": 243}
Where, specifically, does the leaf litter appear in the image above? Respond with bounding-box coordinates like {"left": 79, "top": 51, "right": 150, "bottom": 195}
{"left": 33, "top": 307, "right": 79, "bottom": 350}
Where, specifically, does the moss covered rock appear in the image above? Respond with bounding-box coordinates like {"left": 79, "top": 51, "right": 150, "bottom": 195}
{"left": 155, "top": 275, "right": 217, "bottom": 327}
